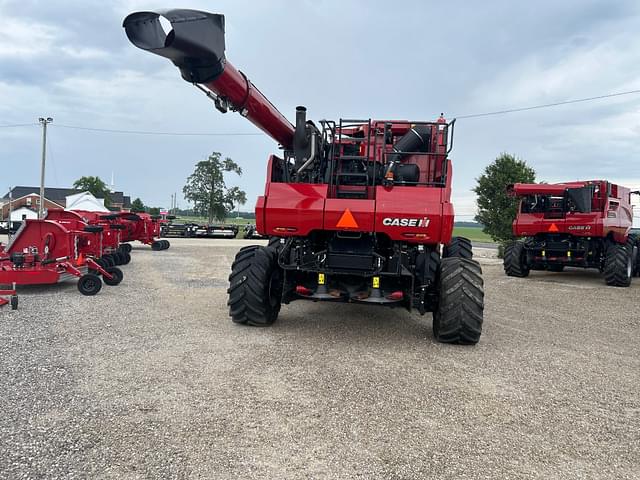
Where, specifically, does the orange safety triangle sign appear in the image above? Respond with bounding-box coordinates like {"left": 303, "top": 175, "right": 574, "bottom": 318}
{"left": 548, "top": 223, "right": 559, "bottom": 232}
{"left": 336, "top": 208, "right": 359, "bottom": 229}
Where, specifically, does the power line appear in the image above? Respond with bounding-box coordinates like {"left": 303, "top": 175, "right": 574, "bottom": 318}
{"left": 455, "top": 89, "right": 640, "bottom": 119}
{"left": 0, "top": 123, "right": 38, "bottom": 128}
{"left": 52, "top": 124, "right": 263, "bottom": 137}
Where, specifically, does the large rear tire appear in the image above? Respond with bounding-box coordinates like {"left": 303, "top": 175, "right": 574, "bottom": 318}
{"left": 227, "top": 246, "right": 283, "bottom": 326}
{"left": 443, "top": 236, "right": 473, "bottom": 260}
{"left": 503, "top": 241, "right": 530, "bottom": 277}
{"left": 604, "top": 242, "right": 632, "bottom": 287}
{"left": 433, "top": 257, "right": 484, "bottom": 345}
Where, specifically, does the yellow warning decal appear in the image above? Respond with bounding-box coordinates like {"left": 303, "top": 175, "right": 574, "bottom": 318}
{"left": 372, "top": 276, "right": 380, "bottom": 289}
{"left": 318, "top": 273, "right": 325, "bottom": 285}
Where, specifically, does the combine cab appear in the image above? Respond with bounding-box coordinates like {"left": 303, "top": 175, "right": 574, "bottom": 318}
{"left": 505, "top": 180, "right": 639, "bottom": 286}
{"left": 124, "top": 8, "right": 484, "bottom": 344}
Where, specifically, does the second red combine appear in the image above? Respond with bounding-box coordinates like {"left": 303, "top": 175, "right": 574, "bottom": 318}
{"left": 506, "top": 180, "right": 639, "bottom": 286}
{"left": 124, "top": 9, "right": 484, "bottom": 344}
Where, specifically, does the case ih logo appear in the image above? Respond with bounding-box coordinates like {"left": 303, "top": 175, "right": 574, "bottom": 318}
{"left": 567, "top": 225, "right": 592, "bottom": 231}
{"left": 382, "top": 217, "right": 430, "bottom": 228}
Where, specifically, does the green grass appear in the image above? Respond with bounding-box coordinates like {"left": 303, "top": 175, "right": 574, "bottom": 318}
{"left": 452, "top": 226, "right": 494, "bottom": 243}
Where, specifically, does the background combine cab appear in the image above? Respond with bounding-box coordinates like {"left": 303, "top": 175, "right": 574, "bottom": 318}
{"left": 504, "top": 180, "right": 639, "bottom": 286}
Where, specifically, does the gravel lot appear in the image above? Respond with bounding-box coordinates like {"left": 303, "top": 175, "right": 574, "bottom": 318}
{"left": 1, "top": 238, "right": 638, "bottom": 479}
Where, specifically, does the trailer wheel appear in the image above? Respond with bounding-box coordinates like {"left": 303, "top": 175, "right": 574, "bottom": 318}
{"left": 503, "top": 241, "right": 530, "bottom": 277}
{"left": 548, "top": 264, "right": 564, "bottom": 272}
{"left": 162, "top": 240, "right": 171, "bottom": 250}
{"left": 443, "top": 236, "right": 473, "bottom": 260}
{"left": 10, "top": 295, "right": 18, "bottom": 310}
{"left": 103, "top": 267, "right": 124, "bottom": 286}
{"left": 122, "top": 252, "right": 132, "bottom": 264}
{"left": 432, "top": 257, "right": 484, "bottom": 345}
{"left": 77, "top": 274, "right": 102, "bottom": 296}
{"left": 151, "top": 241, "right": 163, "bottom": 251}
{"left": 228, "top": 245, "right": 282, "bottom": 326}
{"left": 604, "top": 242, "right": 632, "bottom": 287}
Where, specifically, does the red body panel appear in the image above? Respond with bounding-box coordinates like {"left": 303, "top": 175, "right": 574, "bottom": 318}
{"left": 512, "top": 180, "right": 633, "bottom": 243}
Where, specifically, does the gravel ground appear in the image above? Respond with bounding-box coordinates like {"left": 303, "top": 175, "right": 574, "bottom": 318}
{"left": 0, "top": 238, "right": 638, "bottom": 479}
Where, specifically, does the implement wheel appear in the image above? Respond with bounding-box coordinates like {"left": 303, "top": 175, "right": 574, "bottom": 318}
{"left": 443, "top": 236, "right": 473, "bottom": 260}
{"left": 119, "top": 243, "right": 132, "bottom": 253}
{"left": 433, "top": 257, "right": 484, "bottom": 345}
{"left": 10, "top": 295, "right": 18, "bottom": 310}
{"left": 604, "top": 242, "right": 632, "bottom": 287}
{"left": 78, "top": 274, "right": 102, "bottom": 296}
{"left": 151, "top": 241, "right": 163, "bottom": 251}
{"left": 227, "top": 245, "right": 283, "bottom": 326}
{"left": 503, "top": 241, "right": 530, "bottom": 277}
{"left": 161, "top": 240, "right": 170, "bottom": 250}
{"left": 103, "top": 267, "right": 124, "bottom": 286}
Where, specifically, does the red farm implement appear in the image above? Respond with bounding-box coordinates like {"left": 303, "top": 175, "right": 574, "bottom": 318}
{"left": 124, "top": 9, "right": 484, "bottom": 344}
{"left": 46, "top": 209, "right": 132, "bottom": 267}
{"left": 114, "top": 212, "right": 170, "bottom": 251}
{"left": 505, "top": 180, "right": 640, "bottom": 286}
{"left": 0, "top": 219, "right": 124, "bottom": 300}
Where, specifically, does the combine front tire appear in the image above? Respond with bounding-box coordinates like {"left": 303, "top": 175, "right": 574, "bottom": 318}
{"left": 503, "top": 241, "right": 530, "bottom": 277}
{"left": 604, "top": 242, "right": 632, "bottom": 287}
{"left": 433, "top": 257, "right": 484, "bottom": 345}
{"left": 227, "top": 246, "right": 283, "bottom": 326}
{"left": 443, "top": 236, "right": 473, "bottom": 260}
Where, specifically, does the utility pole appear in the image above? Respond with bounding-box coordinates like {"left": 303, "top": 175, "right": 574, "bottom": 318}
{"left": 7, "top": 186, "right": 13, "bottom": 242}
{"left": 38, "top": 117, "right": 53, "bottom": 219}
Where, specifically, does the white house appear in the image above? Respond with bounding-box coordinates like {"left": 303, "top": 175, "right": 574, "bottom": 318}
{"left": 9, "top": 207, "right": 38, "bottom": 222}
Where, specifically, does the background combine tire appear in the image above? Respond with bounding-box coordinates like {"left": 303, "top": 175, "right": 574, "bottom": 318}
{"left": 77, "top": 274, "right": 102, "bottom": 296}
{"left": 442, "top": 236, "right": 473, "bottom": 260}
{"left": 103, "top": 267, "right": 124, "bottom": 286}
{"left": 433, "top": 257, "right": 484, "bottom": 345}
{"left": 627, "top": 234, "right": 639, "bottom": 277}
{"left": 151, "top": 241, "right": 163, "bottom": 251}
{"left": 604, "top": 243, "right": 632, "bottom": 287}
{"left": 121, "top": 252, "right": 132, "bottom": 264}
{"left": 547, "top": 264, "right": 564, "bottom": 272}
{"left": 119, "top": 243, "right": 132, "bottom": 253}
{"left": 228, "top": 246, "right": 283, "bottom": 326}
{"left": 503, "top": 242, "right": 530, "bottom": 277}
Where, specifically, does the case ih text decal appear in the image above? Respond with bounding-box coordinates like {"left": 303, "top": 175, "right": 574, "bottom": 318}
{"left": 382, "top": 217, "right": 430, "bottom": 228}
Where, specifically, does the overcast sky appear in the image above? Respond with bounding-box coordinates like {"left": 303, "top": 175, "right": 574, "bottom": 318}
{"left": 1, "top": 0, "right": 640, "bottom": 221}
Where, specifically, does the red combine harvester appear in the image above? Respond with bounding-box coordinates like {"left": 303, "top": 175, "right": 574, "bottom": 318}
{"left": 0, "top": 219, "right": 124, "bottom": 298}
{"left": 124, "top": 9, "right": 484, "bottom": 344}
{"left": 46, "top": 209, "right": 132, "bottom": 267}
{"left": 505, "top": 180, "right": 639, "bottom": 286}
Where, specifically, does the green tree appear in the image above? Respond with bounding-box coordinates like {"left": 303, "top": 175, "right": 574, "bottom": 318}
{"left": 473, "top": 153, "right": 536, "bottom": 244}
{"left": 73, "top": 176, "right": 111, "bottom": 206}
{"left": 148, "top": 207, "right": 160, "bottom": 215}
{"left": 183, "top": 152, "right": 247, "bottom": 223}
{"left": 130, "top": 198, "right": 145, "bottom": 212}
